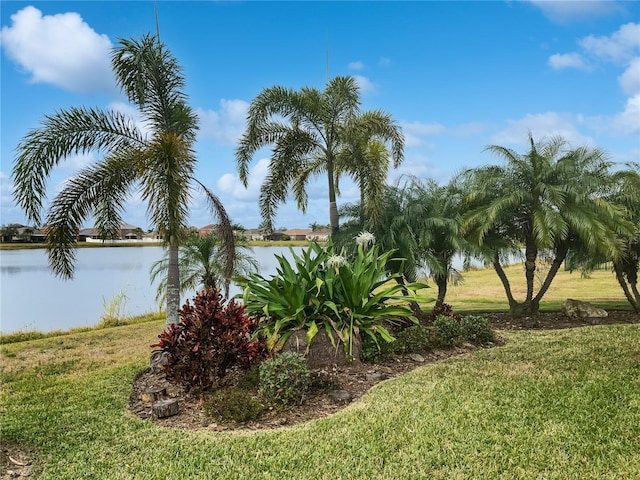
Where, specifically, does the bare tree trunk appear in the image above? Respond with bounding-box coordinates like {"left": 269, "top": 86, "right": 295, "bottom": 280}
{"left": 166, "top": 238, "right": 180, "bottom": 326}
{"left": 613, "top": 261, "right": 640, "bottom": 313}
{"left": 532, "top": 243, "right": 569, "bottom": 314}
{"left": 492, "top": 253, "right": 522, "bottom": 316}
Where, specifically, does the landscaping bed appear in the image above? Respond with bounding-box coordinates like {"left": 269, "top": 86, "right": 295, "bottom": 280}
{"left": 128, "top": 310, "right": 638, "bottom": 433}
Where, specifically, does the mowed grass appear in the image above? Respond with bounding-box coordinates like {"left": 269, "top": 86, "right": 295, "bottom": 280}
{"left": 444, "top": 263, "right": 630, "bottom": 312}
{"left": 1, "top": 267, "right": 639, "bottom": 479}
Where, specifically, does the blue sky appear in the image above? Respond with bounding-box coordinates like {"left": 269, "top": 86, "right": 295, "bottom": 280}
{"left": 1, "top": 1, "right": 639, "bottom": 231}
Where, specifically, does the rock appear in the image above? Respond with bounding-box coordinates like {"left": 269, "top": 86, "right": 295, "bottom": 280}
{"left": 365, "top": 372, "right": 387, "bottom": 382}
{"left": 282, "top": 329, "right": 361, "bottom": 369}
{"left": 152, "top": 398, "right": 179, "bottom": 418}
{"left": 562, "top": 299, "right": 608, "bottom": 320}
{"left": 328, "top": 389, "right": 353, "bottom": 404}
{"left": 408, "top": 353, "right": 425, "bottom": 363}
{"left": 462, "top": 342, "right": 478, "bottom": 350}
{"left": 141, "top": 386, "right": 167, "bottom": 403}
{"left": 149, "top": 350, "right": 169, "bottom": 373}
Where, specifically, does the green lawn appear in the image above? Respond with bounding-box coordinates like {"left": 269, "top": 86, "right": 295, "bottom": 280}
{"left": 1, "top": 266, "right": 638, "bottom": 478}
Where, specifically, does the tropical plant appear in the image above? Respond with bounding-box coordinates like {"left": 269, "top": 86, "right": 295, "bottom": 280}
{"left": 461, "top": 134, "right": 631, "bottom": 316}
{"left": 338, "top": 176, "right": 472, "bottom": 312}
{"left": 11, "top": 34, "right": 235, "bottom": 326}
{"left": 150, "top": 230, "right": 259, "bottom": 303}
{"left": 566, "top": 163, "right": 640, "bottom": 313}
{"left": 235, "top": 75, "right": 404, "bottom": 236}
{"left": 151, "top": 288, "right": 267, "bottom": 391}
{"left": 236, "top": 237, "right": 428, "bottom": 357}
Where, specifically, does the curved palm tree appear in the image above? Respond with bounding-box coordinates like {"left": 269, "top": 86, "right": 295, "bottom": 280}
{"left": 403, "top": 177, "right": 472, "bottom": 309}
{"left": 150, "top": 230, "right": 259, "bottom": 305}
{"left": 462, "top": 134, "right": 630, "bottom": 316}
{"left": 11, "top": 34, "right": 235, "bottom": 326}
{"left": 235, "top": 76, "right": 404, "bottom": 236}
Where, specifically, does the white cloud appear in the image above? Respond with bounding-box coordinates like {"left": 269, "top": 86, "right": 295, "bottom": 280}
{"left": 107, "top": 101, "right": 154, "bottom": 140}
{"left": 0, "top": 6, "right": 115, "bottom": 93}
{"left": 197, "top": 99, "right": 249, "bottom": 145}
{"left": 348, "top": 61, "right": 365, "bottom": 71}
{"left": 611, "top": 93, "right": 640, "bottom": 134}
{"left": 548, "top": 52, "right": 589, "bottom": 70}
{"left": 216, "top": 157, "right": 270, "bottom": 201}
{"left": 579, "top": 22, "right": 640, "bottom": 64}
{"left": 400, "top": 121, "right": 447, "bottom": 147}
{"left": 618, "top": 57, "right": 640, "bottom": 95}
{"left": 352, "top": 75, "right": 376, "bottom": 95}
{"left": 492, "top": 112, "right": 593, "bottom": 147}
{"left": 528, "top": 1, "right": 626, "bottom": 24}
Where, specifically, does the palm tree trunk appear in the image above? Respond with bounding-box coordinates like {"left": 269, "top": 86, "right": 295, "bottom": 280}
{"left": 531, "top": 243, "right": 569, "bottom": 314}
{"left": 613, "top": 261, "right": 640, "bottom": 313}
{"left": 166, "top": 238, "right": 180, "bottom": 326}
{"left": 492, "top": 253, "right": 523, "bottom": 316}
{"left": 327, "top": 156, "right": 340, "bottom": 236}
{"left": 434, "top": 274, "right": 448, "bottom": 309}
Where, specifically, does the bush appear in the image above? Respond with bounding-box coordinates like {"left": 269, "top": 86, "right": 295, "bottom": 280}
{"left": 258, "top": 352, "right": 313, "bottom": 407}
{"left": 434, "top": 314, "right": 463, "bottom": 347}
{"left": 395, "top": 325, "right": 432, "bottom": 353}
{"left": 152, "top": 288, "right": 267, "bottom": 391}
{"left": 237, "top": 238, "right": 428, "bottom": 357}
{"left": 203, "top": 388, "right": 264, "bottom": 422}
{"left": 460, "top": 315, "right": 495, "bottom": 344}
{"left": 429, "top": 303, "right": 460, "bottom": 323}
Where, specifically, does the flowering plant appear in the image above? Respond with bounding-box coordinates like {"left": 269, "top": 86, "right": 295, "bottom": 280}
{"left": 236, "top": 237, "right": 429, "bottom": 358}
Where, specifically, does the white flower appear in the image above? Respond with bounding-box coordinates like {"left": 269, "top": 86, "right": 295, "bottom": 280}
{"left": 355, "top": 231, "right": 376, "bottom": 248}
{"left": 326, "top": 254, "right": 347, "bottom": 271}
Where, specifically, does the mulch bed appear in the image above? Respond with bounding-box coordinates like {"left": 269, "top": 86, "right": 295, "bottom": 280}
{"left": 128, "top": 310, "right": 639, "bottom": 433}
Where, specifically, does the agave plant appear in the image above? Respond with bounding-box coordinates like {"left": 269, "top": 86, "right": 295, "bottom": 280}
{"left": 236, "top": 237, "right": 429, "bottom": 357}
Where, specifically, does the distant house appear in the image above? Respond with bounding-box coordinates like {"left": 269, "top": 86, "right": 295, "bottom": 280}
{"left": 265, "top": 231, "right": 285, "bottom": 241}
{"left": 198, "top": 224, "right": 218, "bottom": 237}
{"left": 243, "top": 229, "right": 265, "bottom": 241}
{"left": 285, "top": 228, "right": 312, "bottom": 241}
{"left": 307, "top": 228, "right": 330, "bottom": 242}
{"left": 77, "top": 223, "right": 143, "bottom": 241}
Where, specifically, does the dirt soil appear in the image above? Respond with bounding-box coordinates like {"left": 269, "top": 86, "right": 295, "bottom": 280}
{"left": 2, "top": 310, "right": 637, "bottom": 479}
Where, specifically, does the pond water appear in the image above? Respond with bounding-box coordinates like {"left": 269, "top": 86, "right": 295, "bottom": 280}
{"left": 0, "top": 245, "right": 301, "bottom": 334}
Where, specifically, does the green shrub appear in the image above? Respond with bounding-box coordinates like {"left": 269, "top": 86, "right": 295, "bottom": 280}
{"left": 237, "top": 238, "right": 428, "bottom": 357}
{"left": 203, "top": 388, "right": 264, "bottom": 422}
{"left": 434, "top": 314, "right": 463, "bottom": 347}
{"left": 395, "top": 325, "right": 432, "bottom": 353}
{"left": 237, "top": 363, "right": 262, "bottom": 390}
{"left": 152, "top": 288, "right": 267, "bottom": 391}
{"left": 258, "top": 352, "right": 313, "bottom": 407}
{"left": 460, "top": 315, "right": 495, "bottom": 344}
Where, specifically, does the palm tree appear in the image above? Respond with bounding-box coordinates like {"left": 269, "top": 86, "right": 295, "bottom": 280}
{"left": 402, "top": 177, "right": 471, "bottom": 309}
{"left": 566, "top": 164, "right": 640, "bottom": 313}
{"left": 150, "top": 230, "right": 259, "bottom": 304}
{"left": 11, "top": 34, "right": 235, "bottom": 326}
{"left": 235, "top": 76, "right": 404, "bottom": 236}
{"left": 462, "top": 134, "right": 630, "bottom": 316}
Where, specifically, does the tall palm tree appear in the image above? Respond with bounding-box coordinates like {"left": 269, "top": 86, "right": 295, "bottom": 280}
{"left": 150, "top": 230, "right": 259, "bottom": 305}
{"left": 462, "top": 134, "right": 630, "bottom": 316}
{"left": 11, "top": 34, "right": 235, "bottom": 326}
{"left": 235, "top": 76, "right": 404, "bottom": 236}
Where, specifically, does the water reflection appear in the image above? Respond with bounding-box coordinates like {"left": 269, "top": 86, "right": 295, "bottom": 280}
{"left": 0, "top": 245, "right": 301, "bottom": 334}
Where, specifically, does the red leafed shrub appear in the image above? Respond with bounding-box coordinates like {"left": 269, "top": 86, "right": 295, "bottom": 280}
{"left": 152, "top": 288, "right": 267, "bottom": 391}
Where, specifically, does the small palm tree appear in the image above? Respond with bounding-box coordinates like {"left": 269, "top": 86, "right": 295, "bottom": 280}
{"left": 11, "top": 34, "right": 235, "bottom": 326}
{"left": 236, "top": 76, "right": 403, "bottom": 236}
{"left": 150, "top": 230, "right": 259, "bottom": 304}
{"left": 462, "top": 134, "right": 631, "bottom": 316}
